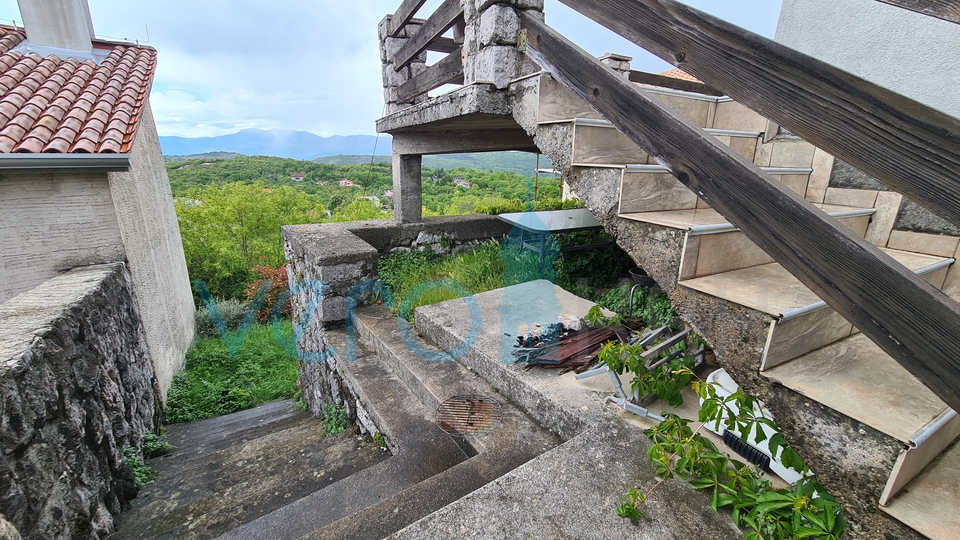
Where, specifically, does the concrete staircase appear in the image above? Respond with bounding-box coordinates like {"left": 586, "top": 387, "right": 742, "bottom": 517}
{"left": 523, "top": 73, "right": 960, "bottom": 538}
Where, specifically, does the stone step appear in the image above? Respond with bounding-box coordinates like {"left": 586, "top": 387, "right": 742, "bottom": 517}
{"left": 620, "top": 204, "right": 874, "bottom": 280}
{"left": 112, "top": 402, "right": 390, "bottom": 539}
{"left": 216, "top": 336, "right": 470, "bottom": 539}
{"left": 881, "top": 438, "right": 960, "bottom": 540}
{"left": 678, "top": 248, "right": 953, "bottom": 369}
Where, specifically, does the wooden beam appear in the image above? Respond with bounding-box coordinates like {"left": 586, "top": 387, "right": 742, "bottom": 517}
{"left": 390, "top": 0, "right": 429, "bottom": 36}
{"left": 393, "top": 0, "right": 463, "bottom": 70}
{"left": 519, "top": 12, "right": 960, "bottom": 412}
{"left": 874, "top": 0, "right": 960, "bottom": 25}
{"left": 627, "top": 70, "right": 724, "bottom": 96}
{"left": 427, "top": 37, "right": 458, "bottom": 54}
{"left": 397, "top": 49, "right": 464, "bottom": 103}
{"left": 555, "top": 0, "right": 960, "bottom": 230}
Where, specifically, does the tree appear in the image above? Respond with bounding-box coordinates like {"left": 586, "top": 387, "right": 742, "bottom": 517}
{"left": 176, "top": 182, "right": 325, "bottom": 300}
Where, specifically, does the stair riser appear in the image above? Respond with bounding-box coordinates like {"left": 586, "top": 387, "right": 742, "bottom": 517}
{"left": 680, "top": 215, "right": 870, "bottom": 280}
{"left": 620, "top": 170, "right": 815, "bottom": 214}
{"left": 762, "top": 265, "right": 950, "bottom": 370}
{"left": 573, "top": 124, "right": 758, "bottom": 166}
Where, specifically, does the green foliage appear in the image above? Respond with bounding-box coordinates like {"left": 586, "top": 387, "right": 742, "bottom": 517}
{"left": 598, "top": 338, "right": 696, "bottom": 407}
{"left": 123, "top": 447, "right": 159, "bottom": 488}
{"left": 595, "top": 284, "right": 683, "bottom": 331}
{"left": 331, "top": 198, "right": 392, "bottom": 222}
{"left": 377, "top": 243, "right": 505, "bottom": 320}
{"left": 553, "top": 231, "right": 634, "bottom": 291}
{"left": 619, "top": 371, "right": 847, "bottom": 540}
{"left": 373, "top": 432, "right": 387, "bottom": 449}
{"left": 584, "top": 306, "right": 625, "bottom": 328}
{"left": 475, "top": 196, "right": 583, "bottom": 215}
{"left": 195, "top": 298, "right": 248, "bottom": 338}
{"left": 321, "top": 401, "right": 349, "bottom": 436}
{"left": 176, "top": 181, "right": 326, "bottom": 300}
{"left": 617, "top": 488, "right": 647, "bottom": 520}
{"left": 142, "top": 433, "right": 176, "bottom": 459}
{"left": 165, "top": 323, "right": 300, "bottom": 423}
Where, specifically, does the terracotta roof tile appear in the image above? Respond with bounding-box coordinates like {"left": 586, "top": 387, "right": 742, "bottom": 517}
{"left": 0, "top": 26, "right": 156, "bottom": 154}
{"left": 657, "top": 68, "right": 701, "bottom": 83}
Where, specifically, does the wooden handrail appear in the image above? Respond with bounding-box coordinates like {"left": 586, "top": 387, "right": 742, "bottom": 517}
{"left": 390, "top": 0, "right": 429, "bottom": 36}
{"left": 555, "top": 0, "right": 960, "bottom": 230}
{"left": 397, "top": 48, "right": 464, "bottom": 103}
{"left": 427, "top": 37, "right": 459, "bottom": 54}
{"left": 874, "top": 0, "right": 960, "bottom": 25}
{"left": 392, "top": 0, "right": 463, "bottom": 70}
{"left": 519, "top": 11, "right": 960, "bottom": 412}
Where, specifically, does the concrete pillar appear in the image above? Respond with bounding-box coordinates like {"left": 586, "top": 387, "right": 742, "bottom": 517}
{"left": 17, "top": 0, "right": 94, "bottom": 51}
{"left": 393, "top": 150, "right": 422, "bottom": 223}
{"left": 599, "top": 53, "right": 633, "bottom": 78}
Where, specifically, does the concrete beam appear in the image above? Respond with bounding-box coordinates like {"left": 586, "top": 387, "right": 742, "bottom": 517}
{"left": 391, "top": 129, "right": 537, "bottom": 155}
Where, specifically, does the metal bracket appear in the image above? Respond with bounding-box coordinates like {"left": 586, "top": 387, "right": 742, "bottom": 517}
{"left": 517, "top": 29, "right": 527, "bottom": 52}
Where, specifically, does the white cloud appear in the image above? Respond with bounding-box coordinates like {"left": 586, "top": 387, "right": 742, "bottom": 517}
{"left": 0, "top": 0, "right": 782, "bottom": 138}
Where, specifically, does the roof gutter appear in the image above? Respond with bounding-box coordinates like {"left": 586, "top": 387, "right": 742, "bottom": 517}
{"left": 0, "top": 153, "right": 131, "bottom": 172}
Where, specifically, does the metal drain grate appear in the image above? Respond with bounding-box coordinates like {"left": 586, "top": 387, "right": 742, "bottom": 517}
{"left": 435, "top": 395, "right": 503, "bottom": 437}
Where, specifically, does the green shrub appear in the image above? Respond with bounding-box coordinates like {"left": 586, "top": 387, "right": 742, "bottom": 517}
{"left": 165, "top": 322, "right": 300, "bottom": 423}
{"left": 322, "top": 401, "right": 349, "bottom": 436}
{"left": 123, "top": 447, "right": 158, "bottom": 488}
{"left": 554, "top": 231, "right": 634, "bottom": 290}
{"left": 194, "top": 298, "right": 248, "bottom": 338}
{"left": 596, "top": 283, "right": 682, "bottom": 331}
{"left": 142, "top": 433, "right": 176, "bottom": 459}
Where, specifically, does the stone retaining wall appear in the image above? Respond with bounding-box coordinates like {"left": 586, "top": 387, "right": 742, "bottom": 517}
{"left": 0, "top": 264, "right": 162, "bottom": 539}
{"left": 281, "top": 215, "right": 511, "bottom": 417}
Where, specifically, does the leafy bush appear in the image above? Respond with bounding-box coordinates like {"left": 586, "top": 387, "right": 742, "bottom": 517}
{"left": 476, "top": 196, "right": 584, "bottom": 215}
{"left": 123, "top": 447, "right": 158, "bottom": 488}
{"left": 165, "top": 322, "right": 300, "bottom": 423}
{"left": 195, "top": 298, "right": 248, "bottom": 338}
{"left": 322, "top": 401, "right": 349, "bottom": 436}
{"left": 244, "top": 264, "right": 292, "bottom": 324}
{"left": 554, "top": 231, "right": 634, "bottom": 290}
{"left": 596, "top": 284, "right": 683, "bottom": 331}
{"left": 142, "top": 433, "right": 176, "bottom": 459}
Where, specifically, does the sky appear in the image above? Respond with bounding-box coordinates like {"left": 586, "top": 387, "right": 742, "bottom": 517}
{"left": 0, "top": 0, "right": 782, "bottom": 138}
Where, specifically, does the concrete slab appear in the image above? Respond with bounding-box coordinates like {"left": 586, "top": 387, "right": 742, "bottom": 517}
{"left": 882, "top": 440, "right": 960, "bottom": 540}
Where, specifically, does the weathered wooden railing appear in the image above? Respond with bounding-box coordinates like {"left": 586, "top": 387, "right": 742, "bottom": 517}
{"left": 874, "top": 0, "right": 960, "bottom": 25}
{"left": 380, "top": 0, "right": 465, "bottom": 110}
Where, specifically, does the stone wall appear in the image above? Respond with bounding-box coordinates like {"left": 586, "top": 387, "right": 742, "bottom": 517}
{"left": 282, "top": 215, "right": 511, "bottom": 417}
{"left": 0, "top": 264, "right": 162, "bottom": 539}
{"left": 107, "top": 101, "right": 195, "bottom": 400}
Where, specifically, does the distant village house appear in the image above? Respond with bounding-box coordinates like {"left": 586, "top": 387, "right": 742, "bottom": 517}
{"left": 290, "top": 173, "right": 305, "bottom": 182}
{"left": 339, "top": 179, "right": 360, "bottom": 187}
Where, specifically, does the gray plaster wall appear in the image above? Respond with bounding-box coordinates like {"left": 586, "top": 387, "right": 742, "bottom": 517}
{"left": 776, "top": 0, "right": 960, "bottom": 119}
{"left": 0, "top": 264, "right": 162, "bottom": 539}
{"left": 107, "top": 101, "right": 195, "bottom": 401}
{"left": 0, "top": 172, "right": 125, "bottom": 302}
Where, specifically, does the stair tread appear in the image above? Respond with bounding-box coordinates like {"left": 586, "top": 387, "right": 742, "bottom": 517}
{"left": 619, "top": 203, "right": 872, "bottom": 231}
{"left": 678, "top": 248, "right": 949, "bottom": 316}
{"left": 765, "top": 333, "right": 949, "bottom": 443}
{"left": 881, "top": 440, "right": 960, "bottom": 540}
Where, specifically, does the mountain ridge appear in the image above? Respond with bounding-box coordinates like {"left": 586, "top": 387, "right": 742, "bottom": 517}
{"left": 159, "top": 129, "right": 391, "bottom": 161}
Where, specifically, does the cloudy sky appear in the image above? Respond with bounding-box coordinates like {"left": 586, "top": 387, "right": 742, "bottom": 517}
{"left": 0, "top": 0, "right": 781, "bottom": 138}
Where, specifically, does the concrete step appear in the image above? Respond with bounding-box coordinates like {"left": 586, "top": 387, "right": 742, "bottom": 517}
{"left": 678, "top": 248, "right": 953, "bottom": 369}
{"left": 403, "top": 280, "right": 746, "bottom": 539}
{"left": 112, "top": 402, "right": 390, "bottom": 539}
{"left": 216, "top": 336, "right": 470, "bottom": 539}
{"left": 881, "top": 438, "right": 960, "bottom": 540}
{"left": 620, "top": 204, "right": 874, "bottom": 280}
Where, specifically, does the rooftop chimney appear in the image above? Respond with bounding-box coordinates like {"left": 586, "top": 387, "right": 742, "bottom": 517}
{"left": 16, "top": 0, "right": 96, "bottom": 59}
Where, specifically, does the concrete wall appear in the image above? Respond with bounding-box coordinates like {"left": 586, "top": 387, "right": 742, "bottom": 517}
{"left": 107, "top": 101, "right": 195, "bottom": 400}
{"left": 0, "top": 264, "right": 162, "bottom": 539}
{"left": 776, "top": 0, "right": 960, "bottom": 119}
{"left": 0, "top": 172, "right": 125, "bottom": 302}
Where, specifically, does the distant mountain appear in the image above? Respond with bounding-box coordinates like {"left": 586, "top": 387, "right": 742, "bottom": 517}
{"left": 314, "top": 154, "right": 391, "bottom": 165}
{"left": 314, "top": 152, "right": 555, "bottom": 176}
{"left": 159, "top": 129, "right": 392, "bottom": 161}
{"left": 163, "top": 151, "right": 244, "bottom": 163}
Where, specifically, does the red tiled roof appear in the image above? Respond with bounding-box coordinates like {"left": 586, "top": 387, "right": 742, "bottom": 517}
{"left": 657, "top": 68, "right": 701, "bottom": 83}
{"left": 0, "top": 26, "right": 156, "bottom": 154}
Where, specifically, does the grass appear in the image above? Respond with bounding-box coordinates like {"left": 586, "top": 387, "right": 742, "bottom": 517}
{"left": 165, "top": 321, "right": 300, "bottom": 424}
